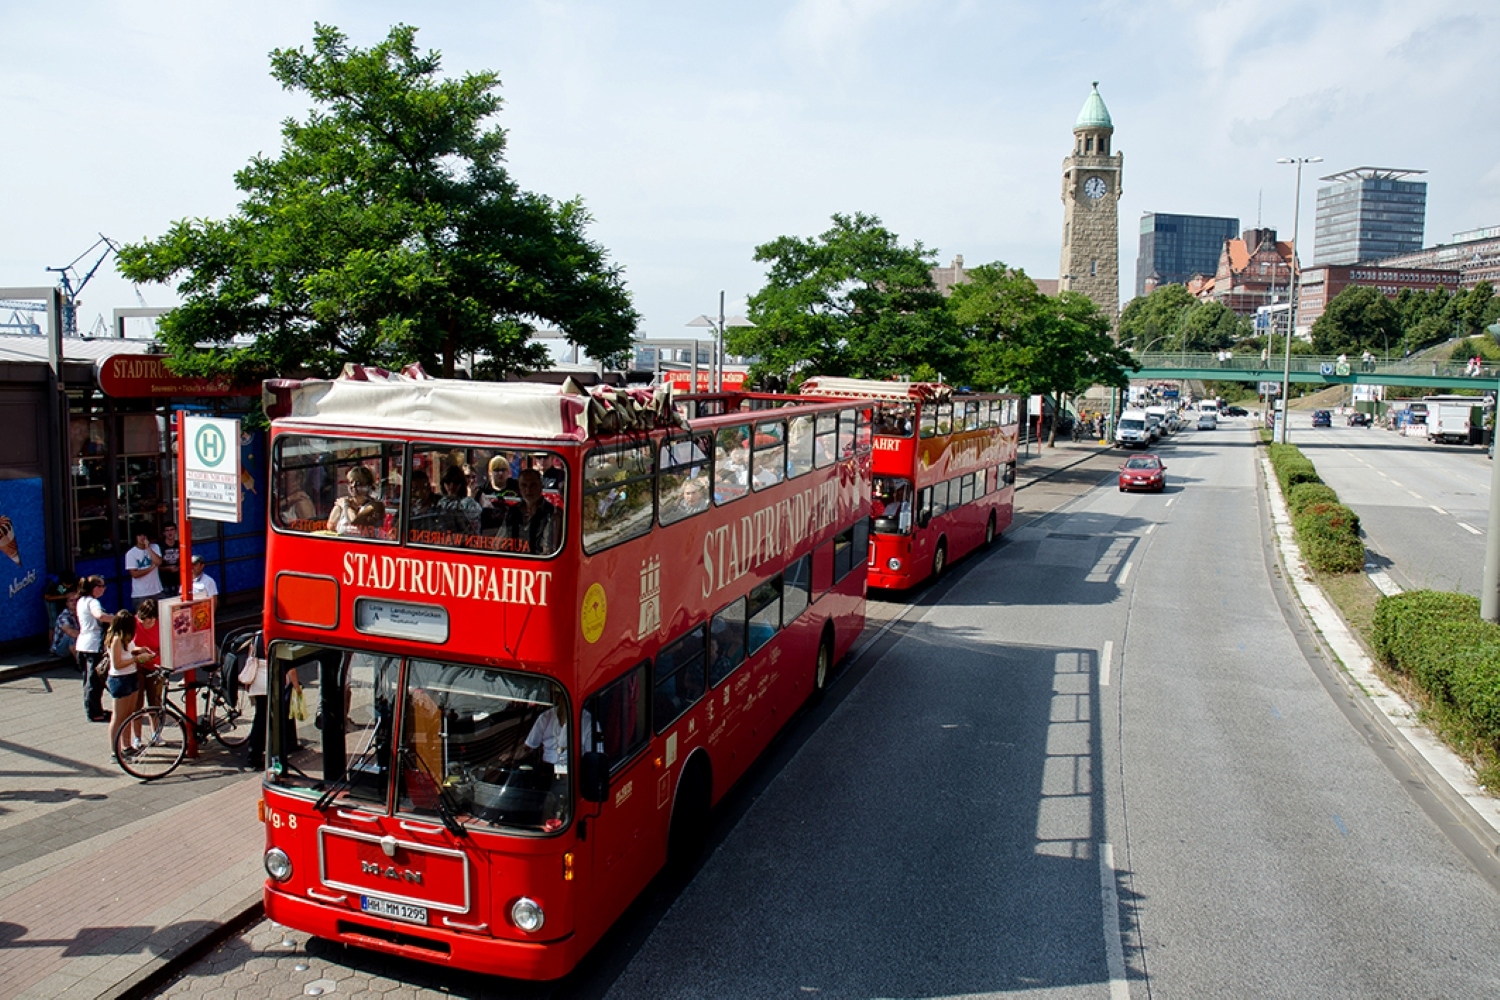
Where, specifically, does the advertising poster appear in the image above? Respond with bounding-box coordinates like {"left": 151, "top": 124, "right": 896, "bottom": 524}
{"left": 158, "top": 596, "right": 216, "bottom": 673}
{"left": 0, "top": 477, "right": 46, "bottom": 643}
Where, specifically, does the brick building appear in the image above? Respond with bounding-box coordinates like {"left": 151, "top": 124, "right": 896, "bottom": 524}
{"left": 1192, "top": 227, "right": 1294, "bottom": 318}
{"left": 1296, "top": 263, "right": 1461, "bottom": 328}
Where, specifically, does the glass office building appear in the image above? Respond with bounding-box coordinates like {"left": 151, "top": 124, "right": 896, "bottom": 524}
{"left": 1313, "top": 168, "right": 1426, "bottom": 266}
{"left": 1136, "top": 213, "right": 1240, "bottom": 297}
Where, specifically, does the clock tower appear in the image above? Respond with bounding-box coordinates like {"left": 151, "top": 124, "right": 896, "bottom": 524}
{"left": 1059, "top": 82, "right": 1122, "bottom": 325}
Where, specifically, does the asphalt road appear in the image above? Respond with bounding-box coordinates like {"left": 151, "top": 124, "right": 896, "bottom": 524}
{"left": 1289, "top": 411, "right": 1494, "bottom": 596}
{"left": 153, "top": 420, "right": 1500, "bottom": 999}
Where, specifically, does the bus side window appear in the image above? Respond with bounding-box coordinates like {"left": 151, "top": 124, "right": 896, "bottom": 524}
{"left": 916, "top": 487, "right": 932, "bottom": 527}
{"left": 783, "top": 554, "right": 811, "bottom": 623}
{"left": 747, "top": 577, "right": 783, "bottom": 654}
{"left": 855, "top": 408, "right": 873, "bottom": 455}
{"left": 838, "top": 409, "right": 857, "bottom": 459}
{"left": 931, "top": 481, "right": 950, "bottom": 518}
{"left": 584, "top": 662, "right": 650, "bottom": 775}
{"left": 708, "top": 598, "right": 748, "bottom": 687}
{"left": 832, "top": 528, "right": 853, "bottom": 582}
{"left": 751, "top": 420, "right": 787, "bottom": 491}
{"left": 787, "top": 415, "right": 815, "bottom": 478}
{"left": 812, "top": 541, "right": 834, "bottom": 599}
{"left": 853, "top": 516, "right": 870, "bottom": 568}
{"left": 960, "top": 473, "right": 976, "bottom": 506}
{"left": 1004, "top": 461, "right": 1017, "bottom": 486}
{"left": 935, "top": 402, "right": 954, "bottom": 435}
{"left": 583, "top": 441, "right": 655, "bottom": 554}
{"left": 813, "top": 412, "right": 838, "bottom": 469}
{"left": 963, "top": 401, "right": 980, "bottom": 431}
{"left": 658, "top": 432, "right": 712, "bottom": 526}
{"left": 714, "top": 425, "right": 751, "bottom": 504}
{"left": 653, "top": 626, "right": 707, "bottom": 734}
{"left": 987, "top": 466, "right": 999, "bottom": 495}
{"left": 919, "top": 407, "right": 937, "bottom": 439}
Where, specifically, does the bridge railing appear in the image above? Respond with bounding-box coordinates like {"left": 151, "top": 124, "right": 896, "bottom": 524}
{"left": 1130, "top": 352, "right": 1496, "bottom": 382}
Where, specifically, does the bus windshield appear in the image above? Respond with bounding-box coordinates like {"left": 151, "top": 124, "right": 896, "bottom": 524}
{"left": 408, "top": 444, "right": 566, "bottom": 557}
{"left": 273, "top": 435, "right": 405, "bottom": 539}
{"left": 873, "top": 476, "right": 915, "bottom": 535}
{"left": 268, "top": 644, "right": 571, "bottom": 835}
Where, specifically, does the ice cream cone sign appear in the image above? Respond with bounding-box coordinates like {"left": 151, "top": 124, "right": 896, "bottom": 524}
{"left": 0, "top": 516, "right": 19, "bottom": 566}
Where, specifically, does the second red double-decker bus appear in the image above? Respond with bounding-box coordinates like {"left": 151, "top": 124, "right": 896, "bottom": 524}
{"left": 255, "top": 369, "right": 871, "bottom": 979}
{"left": 801, "top": 378, "right": 1019, "bottom": 589}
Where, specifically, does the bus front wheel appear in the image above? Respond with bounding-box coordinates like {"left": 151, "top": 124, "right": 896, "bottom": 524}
{"left": 813, "top": 629, "right": 834, "bottom": 694}
{"left": 984, "top": 513, "right": 997, "bottom": 548}
{"left": 668, "top": 755, "right": 712, "bottom": 874}
{"left": 931, "top": 539, "right": 948, "bottom": 581}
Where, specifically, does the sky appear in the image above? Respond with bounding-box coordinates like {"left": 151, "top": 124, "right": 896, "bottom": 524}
{"left": 3, "top": 0, "right": 1498, "bottom": 346}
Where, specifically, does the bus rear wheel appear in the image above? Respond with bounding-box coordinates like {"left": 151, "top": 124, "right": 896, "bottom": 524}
{"left": 931, "top": 539, "right": 948, "bottom": 581}
{"left": 984, "top": 513, "right": 997, "bottom": 548}
{"left": 668, "top": 757, "right": 712, "bottom": 874}
{"left": 813, "top": 630, "right": 834, "bottom": 694}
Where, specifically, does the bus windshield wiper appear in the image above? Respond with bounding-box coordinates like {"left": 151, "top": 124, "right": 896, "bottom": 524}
{"left": 400, "top": 747, "right": 468, "bottom": 839}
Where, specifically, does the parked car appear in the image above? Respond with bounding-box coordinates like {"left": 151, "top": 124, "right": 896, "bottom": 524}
{"left": 1118, "top": 454, "right": 1166, "bottom": 493}
{"left": 1347, "top": 411, "right": 1372, "bottom": 427}
{"left": 1224, "top": 405, "right": 1248, "bottom": 417}
{"left": 1311, "top": 409, "right": 1333, "bottom": 427}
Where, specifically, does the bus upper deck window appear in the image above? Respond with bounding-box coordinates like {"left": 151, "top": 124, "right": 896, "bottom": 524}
{"left": 919, "top": 407, "right": 937, "bottom": 439}
{"left": 752, "top": 420, "right": 787, "bottom": 491}
{"left": 787, "top": 415, "right": 815, "bottom": 478}
{"left": 583, "top": 440, "right": 655, "bottom": 554}
{"left": 408, "top": 445, "right": 565, "bottom": 557}
{"left": 838, "top": 410, "right": 857, "bottom": 459}
{"left": 659, "top": 432, "right": 712, "bottom": 526}
{"left": 813, "top": 412, "right": 838, "bottom": 468}
{"left": 273, "top": 435, "right": 404, "bottom": 541}
{"left": 714, "top": 425, "right": 750, "bottom": 504}
{"left": 873, "top": 403, "right": 914, "bottom": 437}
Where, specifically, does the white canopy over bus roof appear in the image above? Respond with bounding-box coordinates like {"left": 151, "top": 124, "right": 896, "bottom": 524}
{"left": 266, "top": 364, "right": 683, "bottom": 441}
{"left": 798, "top": 377, "right": 953, "bottom": 402}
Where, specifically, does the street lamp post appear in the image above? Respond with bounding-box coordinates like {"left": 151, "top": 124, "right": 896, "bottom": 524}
{"left": 1275, "top": 155, "right": 1322, "bottom": 443}
{"left": 687, "top": 292, "right": 755, "bottom": 392}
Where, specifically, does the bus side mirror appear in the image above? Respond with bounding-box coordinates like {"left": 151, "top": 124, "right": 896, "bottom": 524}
{"left": 579, "top": 751, "right": 608, "bottom": 803}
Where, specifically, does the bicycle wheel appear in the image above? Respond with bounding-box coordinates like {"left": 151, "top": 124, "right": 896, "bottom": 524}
{"left": 115, "top": 707, "right": 188, "bottom": 780}
{"left": 209, "top": 685, "right": 251, "bottom": 749}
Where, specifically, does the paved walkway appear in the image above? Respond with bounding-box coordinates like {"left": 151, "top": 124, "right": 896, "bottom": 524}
{"left": 0, "top": 437, "right": 1112, "bottom": 999}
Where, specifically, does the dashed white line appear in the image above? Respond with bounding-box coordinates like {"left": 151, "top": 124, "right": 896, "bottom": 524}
{"left": 1117, "top": 561, "right": 1133, "bottom": 586}
{"left": 1100, "top": 843, "right": 1130, "bottom": 1000}
{"left": 1100, "top": 640, "right": 1113, "bottom": 687}
{"left": 1430, "top": 504, "right": 1449, "bottom": 516}
{"left": 1145, "top": 523, "right": 1156, "bottom": 535}
{"left": 1459, "top": 522, "right": 1482, "bottom": 535}
{"left": 1165, "top": 497, "right": 1175, "bottom": 508}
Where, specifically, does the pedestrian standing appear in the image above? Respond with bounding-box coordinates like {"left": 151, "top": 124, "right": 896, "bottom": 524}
{"left": 75, "top": 576, "right": 114, "bottom": 722}
{"left": 159, "top": 524, "right": 181, "bottom": 596}
{"left": 125, "top": 530, "right": 164, "bottom": 609}
{"left": 103, "top": 611, "right": 148, "bottom": 758}
{"left": 190, "top": 555, "right": 218, "bottom": 602}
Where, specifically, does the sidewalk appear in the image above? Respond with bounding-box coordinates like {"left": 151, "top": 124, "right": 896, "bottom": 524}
{"left": 0, "top": 660, "right": 266, "bottom": 1000}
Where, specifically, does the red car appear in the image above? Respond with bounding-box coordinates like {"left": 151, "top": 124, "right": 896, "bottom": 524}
{"left": 1119, "top": 454, "right": 1166, "bottom": 493}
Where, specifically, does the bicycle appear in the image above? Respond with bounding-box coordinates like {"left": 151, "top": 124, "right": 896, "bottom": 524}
{"left": 114, "top": 666, "right": 251, "bottom": 780}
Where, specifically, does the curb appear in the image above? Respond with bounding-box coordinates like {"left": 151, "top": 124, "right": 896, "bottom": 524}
{"left": 1258, "top": 454, "right": 1500, "bottom": 858}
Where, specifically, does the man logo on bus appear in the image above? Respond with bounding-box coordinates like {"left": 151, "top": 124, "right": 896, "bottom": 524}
{"left": 638, "top": 556, "right": 661, "bottom": 639}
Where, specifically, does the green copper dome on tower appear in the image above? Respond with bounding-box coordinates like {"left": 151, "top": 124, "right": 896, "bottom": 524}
{"left": 1074, "top": 82, "right": 1112, "bottom": 130}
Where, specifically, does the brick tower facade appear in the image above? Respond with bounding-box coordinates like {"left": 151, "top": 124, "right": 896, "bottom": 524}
{"left": 1059, "top": 82, "right": 1122, "bottom": 325}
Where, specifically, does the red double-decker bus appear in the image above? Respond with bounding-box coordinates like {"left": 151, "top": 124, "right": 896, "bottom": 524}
{"left": 801, "top": 378, "right": 1019, "bottom": 589}
{"left": 255, "top": 370, "right": 871, "bottom": 979}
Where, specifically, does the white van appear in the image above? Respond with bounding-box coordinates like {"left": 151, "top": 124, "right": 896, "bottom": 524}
{"left": 1115, "top": 409, "right": 1153, "bottom": 448}
{"left": 1198, "top": 400, "right": 1220, "bottom": 417}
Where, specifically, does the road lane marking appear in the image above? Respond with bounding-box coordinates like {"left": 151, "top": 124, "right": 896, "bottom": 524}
{"left": 1100, "top": 843, "right": 1130, "bottom": 1000}
{"left": 1430, "top": 504, "right": 1449, "bottom": 515}
{"left": 1117, "top": 561, "right": 1133, "bottom": 586}
{"left": 1145, "top": 523, "right": 1156, "bottom": 535}
{"left": 1165, "top": 497, "right": 1175, "bottom": 507}
{"left": 1100, "top": 640, "right": 1113, "bottom": 687}
{"left": 1459, "top": 522, "right": 1482, "bottom": 535}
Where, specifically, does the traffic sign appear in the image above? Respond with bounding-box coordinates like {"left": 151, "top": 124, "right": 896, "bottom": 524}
{"left": 1259, "top": 382, "right": 1282, "bottom": 395}
{"left": 183, "top": 415, "right": 242, "bottom": 523}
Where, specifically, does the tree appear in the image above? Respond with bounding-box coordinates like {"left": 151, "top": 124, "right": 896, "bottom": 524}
{"left": 1117, "top": 284, "right": 1196, "bottom": 351}
{"left": 1310, "top": 285, "right": 1400, "bottom": 356}
{"left": 1180, "top": 300, "right": 1248, "bottom": 351}
{"left": 951, "top": 271, "right": 1136, "bottom": 445}
{"left": 118, "top": 24, "right": 638, "bottom": 381}
{"left": 731, "top": 213, "right": 961, "bottom": 384}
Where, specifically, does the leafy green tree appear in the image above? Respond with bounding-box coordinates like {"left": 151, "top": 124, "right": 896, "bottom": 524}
{"left": 951, "top": 271, "right": 1135, "bottom": 445}
{"left": 1310, "top": 285, "right": 1400, "bottom": 356}
{"left": 1180, "top": 300, "right": 1249, "bottom": 351}
{"left": 731, "top": 213, "right": 961, "bottom": 383}
{"left": 1117, "top": 284, "right": 1196, "bottom": 351}
{"left": 118, "top": 24, "right": 638, "bottom": 380}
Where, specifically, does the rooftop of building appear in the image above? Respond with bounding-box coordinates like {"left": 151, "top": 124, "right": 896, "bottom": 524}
{"left": 1074, "top": 82, "right": 1112, "bottom": 130}
{"left": 1319, "top": 167, "right": 1427, "bottom": 183}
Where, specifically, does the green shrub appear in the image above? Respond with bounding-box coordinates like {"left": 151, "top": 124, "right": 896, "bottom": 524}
{"left": 1372, "top": 591, "right": 1480, "bottom": 666}
{"left": 1288, "top": 482, "right": 1340, "bottom": 517}
{"left": 1292, "top": 501, "right": 1364, "bottom": 573}
{"left": 1267, "top": 442, "right": 1320, "bottom": 493}
{"left": 1450, "top": 641, "right": 1500, "bottom": 743}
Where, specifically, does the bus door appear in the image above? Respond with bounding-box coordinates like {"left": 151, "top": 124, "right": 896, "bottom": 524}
{"left": 579, "top": 661, "right": 658, "bottom": 936}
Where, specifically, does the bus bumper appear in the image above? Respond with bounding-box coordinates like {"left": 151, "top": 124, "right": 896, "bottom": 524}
{"left": 264, "top": 884, "right": 577, "bottom": 981}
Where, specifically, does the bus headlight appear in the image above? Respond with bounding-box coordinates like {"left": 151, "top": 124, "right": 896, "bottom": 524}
{"left": 510, "top": 897, "right": 545, "bottom": 933}
{"left": 264, "top": 848, "right": 293, "bottom": 882}
{"left": 886, "top": 557, "right": 902, "bottom": 571}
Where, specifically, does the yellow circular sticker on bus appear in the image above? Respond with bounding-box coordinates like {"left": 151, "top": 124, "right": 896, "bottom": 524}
{"left": 581, "top": 583, "right": 607, "bottom": 644}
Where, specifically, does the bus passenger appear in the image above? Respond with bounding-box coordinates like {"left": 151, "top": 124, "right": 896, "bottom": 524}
{"left": 541, "top": 455, "right": 566, "bottom": 490}
{"left": 437, "top": 465, "right": 482, "bottom": 535}
{"left": 662, "top": 474, "right": 709, "bottom": 522}
{"left": 279, "top": 469, "right": 317, "bottom": 527}
{"left": 506, "top": 469, "right": 557, "bottom": 554}
{"left": 480, "top": 454, "right": 519, "bottom": 500}
{"left": 327, "top": 466, "right": 386, "bottom": 536}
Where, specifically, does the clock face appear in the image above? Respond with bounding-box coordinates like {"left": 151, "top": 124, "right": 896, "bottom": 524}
{"left": 1084, "top": 176, "right": 1107, "bottom": 200}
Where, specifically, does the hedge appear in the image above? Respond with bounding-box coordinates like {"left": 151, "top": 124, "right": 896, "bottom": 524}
{"left": 1372, "top": 591, "right": 1500, "bottom": 745}
{"left": 1268, "top": 442, "right": 1363, "bottom": 573}
{"left": 1288, "top": 482, "right": 1340, "bottom": 517}
{"left": 1267, "top": 443, "right": 1320, "bottom": 494}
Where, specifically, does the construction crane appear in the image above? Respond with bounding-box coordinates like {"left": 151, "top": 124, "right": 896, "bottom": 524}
{"left": 47, "top": 235, "right": 118, "bottom": 338}
{"left": 0, "top": 299, "right": 45, "bottom": 336}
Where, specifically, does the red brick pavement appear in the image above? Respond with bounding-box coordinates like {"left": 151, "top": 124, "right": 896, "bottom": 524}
{"left": 0, "top": 773, "right": 265, "bottom": 999}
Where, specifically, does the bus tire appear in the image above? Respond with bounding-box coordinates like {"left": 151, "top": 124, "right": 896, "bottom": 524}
{"left": 931, "top": 538, "right": 948, "bottom": 581}
{"left": 984, "top": 513, "right": 997, "bottom": 548}
{"left": 667, "top": 753, "right": 712, "bottom": 873}
{"left": 813, "top": 627, "right": 835, "bottom": 695}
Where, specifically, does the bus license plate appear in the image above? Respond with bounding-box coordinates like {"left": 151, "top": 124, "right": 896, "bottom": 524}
{"left": 361, "top": 896, "right": 428, "bottom": 925}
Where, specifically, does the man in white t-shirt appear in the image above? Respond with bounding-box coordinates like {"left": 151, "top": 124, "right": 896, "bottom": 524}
{"left": 126, "top": 531, "right": 164, "bottom": 609}
{"left": 190, "top": 555, "right": 218, "bottom": 602}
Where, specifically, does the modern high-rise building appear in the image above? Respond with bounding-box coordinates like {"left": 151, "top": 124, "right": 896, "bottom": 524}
{"left": 1313, "top": 167, "right": 1427, "bottom": 266}
{"left": 1135, "top": 213, "right": 1240, "bottom": 297}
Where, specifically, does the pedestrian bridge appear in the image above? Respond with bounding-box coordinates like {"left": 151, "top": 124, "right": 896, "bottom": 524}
{"left": 1130, "top": 352, "right": 1498, "bottom": 393}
